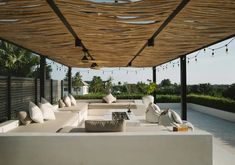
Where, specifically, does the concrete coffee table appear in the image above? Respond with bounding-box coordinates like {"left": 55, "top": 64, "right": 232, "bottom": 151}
{"left": 103, "top": 109, "right": 140, "bottom": 127}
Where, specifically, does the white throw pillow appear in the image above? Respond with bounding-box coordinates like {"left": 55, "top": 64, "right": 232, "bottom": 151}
{"left": 39, "top": 103, "right": 56, "bottom": 120}
{"left": 28, "top": 101, "right": 44, "bottom": 123}
{"left": 170, "top": 109, "right": 183, "bottom": 124}
{"left": 41, "top": 97, "right": 58, "bottom": 112}
{"left": 69, "top": 94, "right": 77, "bottom": 106}
{"left": 142, "top": 95, "right": 154, "bottom": 108}
{"left": 152, "top": 103, "right": 161, "bottom": 113}
{"left": 103, "top": 93, "right": 116, "bottom": 104}
{"left": 63, "top": 96, "right": 71, "bottom": 107}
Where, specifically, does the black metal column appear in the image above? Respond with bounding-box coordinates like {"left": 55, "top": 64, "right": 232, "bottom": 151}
{"left": 7, "top": 75, "right": 11, "bottom": 120}
{"left": 35, "top": 78, "right": 38, "bottom": 104}
{"left": 40, "top": 56, "right": 46, "bottom": 100}
{"left": 180, "top": 56, "right": 187, "bottom": 120}
{"left": 152, "top": 66, "right": 157, "bottom": 103}
{"left": 61, "top": 80, "right": 64, "bottom": 99}
{"left": 68, "top": 67, "right": 72, "bottom": 94}
{"left": 50, "top": 79, "right": 53, "bottom": 104}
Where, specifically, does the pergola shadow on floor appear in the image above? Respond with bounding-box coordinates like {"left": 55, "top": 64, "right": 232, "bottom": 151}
{"left": 1, "top": 0, "right": 235, "bottom": 121}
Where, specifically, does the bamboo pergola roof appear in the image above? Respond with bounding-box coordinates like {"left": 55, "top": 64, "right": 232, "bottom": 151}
{"left": 0, "top": 0, "right": 235, "bottom": 68}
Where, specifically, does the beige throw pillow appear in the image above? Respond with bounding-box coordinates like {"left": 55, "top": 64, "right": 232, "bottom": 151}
{"left": 17, "top": 111, "right": 32, "bottom": 125}
{"left": 63, "top": 96, "right": 71, "bottom": 107}
{"left": 28, "top": 101, "right": 44, "bottom": 123}
{"left": 39, "top": 103, "right": 56, "bottom": 120}
{"left": 59, "top": 99, "right": 66, "bottom": 108}
{"left": 69, "top": 94, "right": 77, "bottom": 106}
{"left": 103, "top": 93, "right": 116, "bottom": 104}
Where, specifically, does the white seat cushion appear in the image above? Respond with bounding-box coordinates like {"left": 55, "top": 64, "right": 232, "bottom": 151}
{"left": 29, "top": 101, "right": 44, "bottom": 123}
{"left": 69, "top": 94, "right": 77, "bottom": 106}
{"left": 103, "top": 93, "right": 117, "bottom": 104}
{"left": 39, "top": 103, "right": 56, "bottom": 120}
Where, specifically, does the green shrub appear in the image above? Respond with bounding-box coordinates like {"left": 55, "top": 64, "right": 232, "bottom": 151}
{"left": 74, "top": 93, "right": 235, "bottom": 114}
{"left": 156, "top": 95, "right": 180, "bottom": 103}
{"left": 74, "top": 93, "right": 105, "bottom": 99}
{"left": 187, "top": 94, "right": 235, "bottom": 113}
{"left": 74, "top": 93, "right": 144, "bottom": 100}
{"left": 116, "top": 94, "right": 144, "bottom": 99}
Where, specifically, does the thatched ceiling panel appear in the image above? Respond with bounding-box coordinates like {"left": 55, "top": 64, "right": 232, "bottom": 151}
{"left": 134, "top": 0, "right": 235, "bottom": 67}
{"left": 0, "top": 0, "right": 235, "bottom": 68}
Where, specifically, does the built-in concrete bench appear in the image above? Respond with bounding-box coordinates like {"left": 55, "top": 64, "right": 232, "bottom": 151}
{"left": 0, "top": 131, "right": 212, "bottom": 165}
{"left": 8, "top": 112, "right": 81, "bottom": 133}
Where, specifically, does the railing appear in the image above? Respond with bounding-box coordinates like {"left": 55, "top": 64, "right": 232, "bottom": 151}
{"left": 0, "top": 76, "right": 64, "bottom": 123}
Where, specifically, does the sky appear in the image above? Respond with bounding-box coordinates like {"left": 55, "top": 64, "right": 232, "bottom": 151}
{"left": 50, "top": 37, "right": 235, "bottom": 85}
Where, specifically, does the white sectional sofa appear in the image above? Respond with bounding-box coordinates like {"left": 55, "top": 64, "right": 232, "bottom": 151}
{"left": 0, "top": 99, "right": 212, "bottom": 165}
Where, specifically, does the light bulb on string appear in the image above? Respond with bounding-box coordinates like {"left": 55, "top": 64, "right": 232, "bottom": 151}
{"left": 195, "top": 56, "right": 198, "bottom": 62}
{"left": 225, "top": 44, "right": 228, "bottom": 54}
{"left": 204, "top": 48, "right": 206, "bottom": 53}
{"left": 212, "top": 49, "right": 214, "bottom": 56}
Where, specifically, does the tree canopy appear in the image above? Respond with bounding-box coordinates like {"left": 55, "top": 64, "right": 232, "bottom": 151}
{"left": 0, "top": 40, "right": 38, "bottom": 77}
{"left": 89, "top": 76, "right": 104, "bottom": 93}
{"left": 0, "top": 40, "right": 52, "bottom": 78}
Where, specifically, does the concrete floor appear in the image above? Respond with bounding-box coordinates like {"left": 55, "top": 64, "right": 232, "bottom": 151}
{"left": 175, "top": 109, "right": 235, "bottom": 165}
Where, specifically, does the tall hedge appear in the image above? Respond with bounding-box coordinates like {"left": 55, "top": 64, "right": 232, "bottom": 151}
{"left": 187, "top": 94, "right": 235, "bottom": 113}
{"left": 74, "top": 93, "right": 235, "bottom": 113}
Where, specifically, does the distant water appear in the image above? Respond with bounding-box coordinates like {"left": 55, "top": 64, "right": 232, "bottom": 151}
{"left": 175, "top": 108, "right": 235, "bottom": 148}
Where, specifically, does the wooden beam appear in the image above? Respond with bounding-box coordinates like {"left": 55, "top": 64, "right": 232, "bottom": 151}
{"left": 46, "top": 0, "right": 94, "bottom": 60}
{"left": 127, "top": 0, "right": 190, "bottom": 66}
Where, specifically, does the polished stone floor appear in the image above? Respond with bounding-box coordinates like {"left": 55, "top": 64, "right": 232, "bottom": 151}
{"left": 175, "top": 108, "right": 235, "bottom": 165}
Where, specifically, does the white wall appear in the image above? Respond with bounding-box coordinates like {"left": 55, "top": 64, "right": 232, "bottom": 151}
{"left": 0, "top": 132, "right": 212, "bottom": 165}
{"left": 188, "top": 103, "right": 235, "bottom": 122}
{"left": 157, "top": 103, "right": 235, "bottom": 122}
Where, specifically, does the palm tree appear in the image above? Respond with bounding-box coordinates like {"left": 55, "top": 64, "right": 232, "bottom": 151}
{"left": 0, "top": 40, "right": 39, "bottom": 77}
